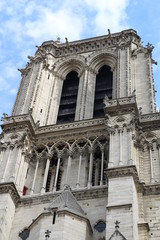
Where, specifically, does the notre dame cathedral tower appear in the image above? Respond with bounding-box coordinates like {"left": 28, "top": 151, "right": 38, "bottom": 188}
{"left": 0, "top": 29, "right": 160, "bottom": 240}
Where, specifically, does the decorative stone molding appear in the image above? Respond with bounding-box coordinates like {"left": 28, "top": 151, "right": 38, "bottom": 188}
{"left": 36, "top": 118, "right": 105, "bottom": 134}
{"left": 138, "top": 221, "right": 149, "bottom": 232}
{"left": 106, "top": 165, "right": 141, "bottom": 185}
{"left": 40, "top": 29, "right": 140, "bottom": 58}
{"left": 18, "top": 186, "right": 108, "bottom": 206}
{"left": 87, "top": 50, "right": 117, "bottom": 72}
{"left": 0, "top": 182, "right": 20, "bottom": 206}
{"left": 1, "top": 114, "right": 35, "bottom": 136}
{"left": 53, "top": 54, "right": 86, "bottom": 77}
{"left": 143, "top": 183, "right": 160, "bottom": 196}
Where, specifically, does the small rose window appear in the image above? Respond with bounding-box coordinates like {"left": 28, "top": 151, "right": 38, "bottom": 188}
{"left": 94, "top": 220, "right": 106, "bottom": 232}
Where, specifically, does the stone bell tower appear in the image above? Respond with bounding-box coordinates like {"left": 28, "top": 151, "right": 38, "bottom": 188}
{"left": 0, "top": 29, "right": 160, "bottom": 240}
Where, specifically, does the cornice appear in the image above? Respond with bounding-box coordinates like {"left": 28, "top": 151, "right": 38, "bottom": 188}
{"left": 107, "top": 203, "right": 132, "bottom": 210}
{"left": 139, "top": 112, "right": 160, "bottom": 131}
{"left": 138, "top": 221, "right": 150, "bottom": 231}
{"left": 36, "top": 118, "right": 105, "bottom": 135}
{"left": 143, "top": 183, "right": 160, "bottom": 196}
{"left": 0, "top": 182, "right": 20, "bottom": 206}
{"left": 40, "top": 29, "right": 140, "bottom": 58}
{"left": 1, "top": 114, "right": 35, "bottom": 136}
{"left": 104, "top": 95, "right": 138, "bottom": 117}
{"left": 106, "top": 166, "right": 160, "bottom": 195}
{"left": 18, "top": 186, "right": 108, "bottom": 207}
{"left": 106, "top": 165, "right": 143, "bottom": 191}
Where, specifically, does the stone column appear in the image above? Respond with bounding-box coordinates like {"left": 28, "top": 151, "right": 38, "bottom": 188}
{"left": 149, "top": 144, "right": 154, "bottom": 183}
{"left": 9, "top": 143, "right": 23, "bottom": 182}
{"left": 108, "top": 131, "right": 114, "bottom": 168}
{"left": 30, "top": 158, "right": 39, "bottom": 195}
{"left": 41, "top": 157, "right": 50, "bottom": 194}
{"left": 100, "top": 148, "right": 104, "bottom": 186}
{"left": 0, "top": 148, "right": 4, "bottom": 163}
{"left": 94, "top": 160, "right": 99, "bottom": 186}
{"left": 135, "top": 145, "right": 139, "bottom": 173}
{"left": 18, "top": 154, "right": 30, "bottom": 195}
{"left": 53, "top": 156, "right": 61, "bottom": 192}
{"left": 157, "top": 144, "right": 160, "bottom": 180}
{"left": 75, "top": 70, "right": 86, "bottom": 121}
{"left": 87, "top": 149, "right": 93, "bottom": 189}
{"left": 84, "top": 69, "right": 97, "bottom": 119}
{"left": 0, "top": 146, "right": 6, "bottom": 166}
{"left": 66, "top": 154, "right": 72, "bottom": 185}
{"left": 76, "top": 153, "right": 82, "bottom": 189}
{"left": 15, "top": 150, "right": 24, "bottom": 187}
{"left": 1, "top": 145, "right": 14, "bottom": 183}
{"left": 119, "top": 129, "right": 123, "bottom": 166}
{"left": 128, "top": 128, "right": 134, "bottom": 165}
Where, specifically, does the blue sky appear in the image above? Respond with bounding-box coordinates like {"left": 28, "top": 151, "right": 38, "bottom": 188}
{"left": 0, "top": 0, "right": 160, "bottom": 122}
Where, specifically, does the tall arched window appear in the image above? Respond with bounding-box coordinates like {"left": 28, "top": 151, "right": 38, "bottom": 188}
{"left": 57, "top": 71, "right": 79, "bottom": 124}
{"left": 94, "top": 65, "right": 113, "bottom": 118}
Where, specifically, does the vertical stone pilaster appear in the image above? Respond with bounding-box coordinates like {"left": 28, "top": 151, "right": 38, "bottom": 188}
{"left": 41, "top": 158, "right": 50, "bottom": 194}
{"left": 119, "top": 129, "right": 123, "bottom": 166}
{"left": 108, "top": 132, "right": 114, "bottom": 168}
{"left": 30, "top": 159, "right": 39, "bottom": 195}
{"left": 87, "top": 150, "right": 93, "bottom": 189}
{"left": 44, "top": 73, "right": 56, "bottom": 125}
{"left": 47, "top": 76, "right": 63, "bottom": 125}
{"left": 9, "top": 143, "right": 23, "bottom": 183}
{"left": 53, "top": 156, "right": 61, "bottom": 192}
{"left": 149, "top": 144, "right": 154, "bottom": 183}
{"left": 84, "top": 69, "right": 96, "bottom": 119}
{"left": 18, "top": 156, "right": 29, "bottom": 195}
{"left": 1, "top": 145, "right": 14, "bottom": 183}
{"left": 76, "top": 154, "right": 82, "bottom": 189}
{"left": 66, "top": 154, "right": 72, "bottom": 185}
{"left": 15, "top": 150, "right": 23, "bottom": 187}
{"left": 100, "top": 149, "right": 104, "bottom": 186}
{"left": 75, "top": 69, "right": 86, "bottom": 121}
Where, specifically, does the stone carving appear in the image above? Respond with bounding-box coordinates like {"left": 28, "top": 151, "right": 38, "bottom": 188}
{"left": 108, "top": 221, "right": 127, "bottom": 240}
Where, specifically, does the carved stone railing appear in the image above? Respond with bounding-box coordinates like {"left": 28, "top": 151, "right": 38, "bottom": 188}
{"left": 104, "top": 95, "right": 136, "bottom": 108}
{"left": 140, "top": 112, "right": 160, "bottom": 122}
{"left": 36, "top": 118, "right": 105, "bottom": 134}
{"left": 41, "top": 29, "right": 139, "bottom": 58}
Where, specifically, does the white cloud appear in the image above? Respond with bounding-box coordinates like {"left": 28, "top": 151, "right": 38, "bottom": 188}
{"left": 0, "top": 0, "right": 130, "bottom": 48}
{"left": 25, "top": 7, "right": 85, "bottom": 42}
{"left": 84, "top": 0, "right": 129, "bottom": 34}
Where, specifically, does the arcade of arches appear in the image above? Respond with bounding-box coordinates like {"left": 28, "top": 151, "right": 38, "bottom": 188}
{"left": 24, "top": 136, "right": 109, "bottom": 195}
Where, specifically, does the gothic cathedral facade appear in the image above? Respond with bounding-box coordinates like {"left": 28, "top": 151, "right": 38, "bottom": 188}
{"left": 0, "top": 29, "right": 160, "bottom": 240}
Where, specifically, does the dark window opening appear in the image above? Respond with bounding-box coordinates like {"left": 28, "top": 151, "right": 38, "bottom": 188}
{"left": 52, "top": 211, "right": 56, "bottom": 224}
{"left": 94, "top": 220, "right": 106, "bottom": 233}
{"left": 57, "top": 168, "right": 62, "bottom": 191}
{"left": 94, "top": 65, "right": 112, "bottom": 118}
{"left": 46, "top": 170, "right": 52, "bottom": 192}
{"left": 57, "top": 71, "right": 79, "bottom": 124}
{"left": 19, "top": 228, "right": 30, "bottom": 240}
{"left": 46, "top": 154, "right": 62, "bottom": 192}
